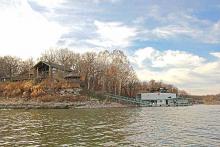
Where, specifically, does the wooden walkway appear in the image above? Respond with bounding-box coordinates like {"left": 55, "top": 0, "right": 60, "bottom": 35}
{"left": 104, "top": 93, "right": 149, "bottom": 106}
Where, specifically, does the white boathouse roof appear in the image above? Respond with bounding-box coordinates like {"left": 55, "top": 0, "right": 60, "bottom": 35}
{"left": 139, "top": 93, "right": 177, "bottom": 100}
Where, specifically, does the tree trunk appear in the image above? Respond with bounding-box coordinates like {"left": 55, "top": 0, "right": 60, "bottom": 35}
{"left": 101, "top": 76, "right": 105, "bottom": 93}
{"left": 87, "top": 77, "right": 90, "bottom": 90}
{"left": 48, "top": 64, "right": 53, "bottom": 79}
{"left": 114, "top": 81, "right": 117, "bottom": 95}
{"left": 118, "top": 79, "right": 122, "bottom": 96}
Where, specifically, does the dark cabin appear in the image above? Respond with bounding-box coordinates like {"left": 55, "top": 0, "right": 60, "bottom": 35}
{"left": 0, "top": 61, "right": 82, "bottom": 83}
{"left": 33, "top": 61, "right": 73, "bottom": 79}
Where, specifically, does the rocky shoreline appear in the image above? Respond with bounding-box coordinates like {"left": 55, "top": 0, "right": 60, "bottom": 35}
{"left": 0, "top": 100, "right": 127, "bottom": 109}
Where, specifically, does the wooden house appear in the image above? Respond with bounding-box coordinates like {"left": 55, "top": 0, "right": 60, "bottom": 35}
{"left": 0, "top": 61, "right": 82, "bottom": 83}
{"left": 33, "top": 61, "right": 73, "bottom": 79}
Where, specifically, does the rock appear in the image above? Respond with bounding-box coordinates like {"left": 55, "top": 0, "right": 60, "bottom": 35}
{"left": 59, "top": 88, "right": 82, "bottom": 96}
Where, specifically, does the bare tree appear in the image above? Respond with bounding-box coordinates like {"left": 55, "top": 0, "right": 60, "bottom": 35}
{"left": 96, "top": 50, "right": 111, "bottom": 92}
{"left": 0, "top": 48, "right": 188, "bottom": 98}
{"left": 55, "top": 48, "right": 73, "bottom": 68}
{"left": 80, "top": 52, "right": 97, "bottom": 90}
{"left": 19, "top": 58, "right": 35, "bottom": 79}
{"left": 0, "top": 56, "right": 21, "bottom": 81}
{"left": 40, "top": 48, "right": 56, "bottom": 63}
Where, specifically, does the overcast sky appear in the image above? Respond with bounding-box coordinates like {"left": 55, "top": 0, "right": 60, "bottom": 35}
{"left": 0, "top": 0, "right": 220, "bottom": 95}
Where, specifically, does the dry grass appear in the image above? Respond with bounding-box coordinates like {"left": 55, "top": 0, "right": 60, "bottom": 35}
{"left": 0, "top": 78, "right": 81, "bottom": 100}
{"left": 31, "top": 85, "right": 46, "bottom": 97}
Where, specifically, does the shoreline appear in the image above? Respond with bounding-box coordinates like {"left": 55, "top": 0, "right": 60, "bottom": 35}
{"left": 0, "top": 102, "right": 219, "bottom": 109}
{"left": 0, "top": 97, "right": 218, "bottom": 109}
{"left": 0, "top": 101, "right": 128, "bottom": 109}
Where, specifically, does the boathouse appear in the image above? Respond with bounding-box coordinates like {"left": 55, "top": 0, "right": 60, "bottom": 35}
{"left": 136, "top": 88, "right": 190, "bottom": 106}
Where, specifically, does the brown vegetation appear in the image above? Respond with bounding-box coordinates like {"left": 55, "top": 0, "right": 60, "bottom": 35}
{"left": 189, "top": 94, "right": 220, "bottom": 104}
{"left": 0, "top": 79, "right": 81, "bottom": 102}
{"left": 39, "top": 49, "right": 186, "bottom": 97}
{"left": 2, "top": 48, "right": 218, "bottom": 104}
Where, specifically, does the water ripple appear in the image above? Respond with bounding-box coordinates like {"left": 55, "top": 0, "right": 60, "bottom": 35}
{"left": 0, "top": 105, "right": 220, "bottom": 146}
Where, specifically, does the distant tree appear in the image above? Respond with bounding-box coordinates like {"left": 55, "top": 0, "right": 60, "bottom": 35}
{"left": 96, "top": 50, "right": 111, "bottom": 92}
{"left": 0, "top": 56, "right": 21, "bottom": 80}
{"left": 0, "top": 57, "right": 4, "bottom": 77}
{"left": 19, "top": 58, "right": 34, "bottom": 74}
{"left": 0, "top": 48, "right": 192, "bottom": 98}
{"left": 178, "top": 90, "right": 188, "bottom": 97}
{"left": 55, "top": 48, "right": 73, "bottom": 68}
{"left": 80, "top": 52, "right": 97, "bottom": 90}
{"left": 40, "top": 48, "right": 56, "bottom": 63}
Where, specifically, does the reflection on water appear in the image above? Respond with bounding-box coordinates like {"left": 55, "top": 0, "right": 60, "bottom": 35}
{"left": 0, "top": 105, "right": 220, "bottom": 146}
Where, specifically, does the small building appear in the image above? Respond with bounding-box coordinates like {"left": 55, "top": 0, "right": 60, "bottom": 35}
{"left": 32, "top": 61, "right": 73, "bottom": 79}
{"left": 136, "top": 89, "right": 191, "bottom": 106}
{"left": 32, "top": 61, "right": 84, "bottom": 85}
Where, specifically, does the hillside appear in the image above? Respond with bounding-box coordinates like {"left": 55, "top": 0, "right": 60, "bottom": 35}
{"left": 0, "top": 48, "right": 218, "bottom": 105}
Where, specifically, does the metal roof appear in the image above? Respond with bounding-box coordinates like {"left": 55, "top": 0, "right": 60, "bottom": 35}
{"left": 33, "top": 61, "right": 73, "bottom": 72}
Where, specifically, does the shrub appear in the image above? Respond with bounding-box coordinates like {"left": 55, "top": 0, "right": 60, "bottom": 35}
{"left": 0, "top": 82, "right": 7, "bottom": 96}
{"left": 0, "top": 78, "right": 82, "bottom": 100}
{"left": 3, "top": 82, "right": 23, "bottom": 97}
{"left": 31, "top": 85, "right": 46, "bottom": 97}
{"left": 22, "top": 81, "right": 34, "bottom": 91}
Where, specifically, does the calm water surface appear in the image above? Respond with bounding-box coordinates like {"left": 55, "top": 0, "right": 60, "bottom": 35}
{"left": 0, "top": 105, "right": 220, "bottom": 146}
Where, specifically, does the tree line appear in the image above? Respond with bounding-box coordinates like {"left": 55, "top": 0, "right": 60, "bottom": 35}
{"left": 0, "top": 56, "right": 34, "bottom": 81}
{"left": 188, "top": 94, "right": 220, "bottom": 104}
{"left": 0, "top": 48, "right": 188, "bottom": 97}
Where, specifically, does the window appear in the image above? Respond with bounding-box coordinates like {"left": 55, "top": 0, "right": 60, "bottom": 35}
{"left": 137, "top": 94, "right": 141, "bottom": 98}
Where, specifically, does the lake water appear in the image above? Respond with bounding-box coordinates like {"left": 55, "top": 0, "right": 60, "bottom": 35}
{"left": 0, "top": 105, "right": 220, "bottom": 146}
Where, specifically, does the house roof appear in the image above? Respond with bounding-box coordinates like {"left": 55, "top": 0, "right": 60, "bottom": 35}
{"left": 33, "top": 61, "right": 73, "bottom": 72}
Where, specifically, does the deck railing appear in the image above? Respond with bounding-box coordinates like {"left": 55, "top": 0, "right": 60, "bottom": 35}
{"left": 104, "top": 93, "right": 191, "bottom": 107}
{"left": 104, "top": 93, "right": 150, "bottom": 106}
